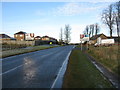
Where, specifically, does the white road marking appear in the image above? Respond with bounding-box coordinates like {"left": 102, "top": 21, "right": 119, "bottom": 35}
{"left": 51, "top": 50, "right": 72, "bottom": 89}
{"left": 0, "top": 48, "right": 62, "bottom": 75}
{"left": 88, "top": 57, "right": 104, "bottom": 73}
{"left": 0, "top": 64, "right": 23, "bottom": 75}
{"left": 73, "top": 45, "right": 76, "bottom": 49}
{"left": 87, "top": 56, "right": 118, "bottom": 88}
{"left": 41, "top": 53, "right": 54, "bottom": 58}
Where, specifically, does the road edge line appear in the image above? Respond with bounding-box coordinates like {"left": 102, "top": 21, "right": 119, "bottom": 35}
{"left": 50, "top": 45, "right": 76, "bottom": 89}
{"left": 50, "top": 50, "right": 71, "bottom": 89}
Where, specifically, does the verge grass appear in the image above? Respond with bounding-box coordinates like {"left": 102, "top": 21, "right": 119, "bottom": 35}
{"left": 62, "top": 49, "right": 114, "bottom": 88}
{"left": 1, "top": 45, "right": 58, "bottom": 58}
{"left": 87, "top": 45, "right": 119, "bottom": 76}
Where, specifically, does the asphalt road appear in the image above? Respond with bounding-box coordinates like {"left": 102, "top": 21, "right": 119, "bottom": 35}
{"left": 2, "top": 45, "right": 74, "bottom": 88}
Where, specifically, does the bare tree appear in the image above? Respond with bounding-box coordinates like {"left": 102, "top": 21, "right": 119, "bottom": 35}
{"left": 101, "top": 4, "right": 116, "bottom": 38}
{"left": 114, "top": 1, "right": 120, "bottom": 41}
{"left": 85, "top": 25, "right": 89, "bottom": 35}
{"left": 90, "top": 24, "right": 94, "bottom": 37}
{"left": 88, "top": 25, "right": 92, "bottom": 38}
{"left": 95, "top": 23, "right": 100, "bottom": 35}
{"left": 83, "top": 30, "right": 86, "bottom": 35}
{"left": 64, "top": 24, "right": 71, "bottom": 44}
{"left": 59, "top": 27, "right": 63, "bottom": 44}
{"left": 83, "top": 26, "right": 88, "bottom": 35}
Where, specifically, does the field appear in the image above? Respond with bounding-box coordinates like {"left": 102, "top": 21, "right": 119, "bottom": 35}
{"left": 62, "top": 48, "right": 113, "bottom": 88}
{"left": 87, "top": 45, "right": 119, "bottom": 76}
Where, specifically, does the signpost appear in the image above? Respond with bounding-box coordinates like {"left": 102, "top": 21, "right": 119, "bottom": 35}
{"left": 84, "top": 35, "right": 89, "bottom": 50}
{"left": 80, "top": 34, "right": 84, "bottom": 51}
{"left": 80, "top": 34, "right": 89, "bottom": 51}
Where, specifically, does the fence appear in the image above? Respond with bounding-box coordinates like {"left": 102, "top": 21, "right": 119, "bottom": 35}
{"left": 1, "top": 40, "right": 36, "bottom": 51}
{"left": 0, "top": 40, "right": 58, "bottom": 51}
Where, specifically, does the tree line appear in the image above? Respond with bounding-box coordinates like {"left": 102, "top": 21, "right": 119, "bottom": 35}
{"left": 83, "top": 1, "right": 120, "bottom": 39}
{"left": 59, "top": 24, "right": 71, "bottom": 45}
{"left": 83, "top": 23, "right": 100, "bottom": 39}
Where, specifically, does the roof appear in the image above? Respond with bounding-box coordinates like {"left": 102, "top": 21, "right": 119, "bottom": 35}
{"left": 42, "top": 36, "right": 49, "bottom": 38}
{"left": 35, "top": 36, "right": 41, "bottom": 38}
{"left": 90, "top": 33, "right": 107, "bottom": 40}
{"left": 0, "top": 34, "right": 16, "bottom": 40}
{"left": 0, "top": 34, "right": 11, "bottom": 38}
{"left": 50, "top": 37, "right": 57, "bottom": 40}
{"left": 107, "top": 36, "right": 120, "bottom": 42}
{"left": 41, "top": 36, "right": 57, "bottom": 41}
{"left": 107, "top": 36, "right": 118, "bottom": 39}
{"left": 14, "top": 31, "right": 26, "bottom": 34}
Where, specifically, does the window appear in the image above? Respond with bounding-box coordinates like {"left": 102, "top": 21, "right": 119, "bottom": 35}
{"left": 20, "top": 35, "right": 23, "bottom": 37}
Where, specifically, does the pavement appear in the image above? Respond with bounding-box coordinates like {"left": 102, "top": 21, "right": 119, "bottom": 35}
{"left": 1, "top": 45, "right": 75, "bottom": 88}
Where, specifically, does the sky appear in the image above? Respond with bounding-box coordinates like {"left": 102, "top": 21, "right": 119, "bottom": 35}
{"left": 1, "top": 0, "right": 119, "bottom": 43}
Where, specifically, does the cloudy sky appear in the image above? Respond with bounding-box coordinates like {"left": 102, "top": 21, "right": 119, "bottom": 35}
{"left": 1, "top": 0, "right": 119, "bottom": 43}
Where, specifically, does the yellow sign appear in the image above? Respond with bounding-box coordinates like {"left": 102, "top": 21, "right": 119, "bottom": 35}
{"left": 50, "top": 42, "right": 52, "bottom": 45}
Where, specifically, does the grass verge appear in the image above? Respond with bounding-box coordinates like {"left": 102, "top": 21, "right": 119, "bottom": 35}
{"left": 1, "top": 45, "right": 58, "bottom": 58}
{"left": 87, "top": 45, "right": 119, "bottom": 76}
{"left": 62, "top": 49, "right": 114, "bottom": 88}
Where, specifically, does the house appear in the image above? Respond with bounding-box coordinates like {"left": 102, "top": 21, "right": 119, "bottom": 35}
{"left": 25, "top": 33, "right": 34, "bottom": 41}
{"left": 14, "top": 31, "right": 35, "bottom": 41}
{"left": 41, "top": 36, "right": 50, "bottom": 41}
{"left": 41, "top": 35, "right": 58, "bottom": 44}
{"left": 41, "top": 35, "right": 57, "bottom": 41}
{"left": 14, "top": 31, "right": 26, "bottom": 41}
{"left": 89, "top": 33, "right": 108, "bottom": 44}
{"left": 34, "top": 36, "right": 41, "bottom": 40}
{"left": 0, "top": 34, "right": 16, "bottom": 40}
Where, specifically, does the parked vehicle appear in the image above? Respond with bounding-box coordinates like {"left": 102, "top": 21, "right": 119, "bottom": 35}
{"left": 94, "top": 39, "right": 115, "bottom": 47}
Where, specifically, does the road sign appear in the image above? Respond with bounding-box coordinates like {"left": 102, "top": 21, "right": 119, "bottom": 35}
{"left": 80, "top": 34, "right": 84, "bottom": 39}
{"left": 80, "top": 34, "right": 89, "bottom": 41}
{"left": 85, "top": 34, "right": 89, "bottom": 37}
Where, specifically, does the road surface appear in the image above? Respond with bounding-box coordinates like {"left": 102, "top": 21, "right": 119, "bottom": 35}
{"left": 2, "top": 45, "right": 74, "bottom": 88}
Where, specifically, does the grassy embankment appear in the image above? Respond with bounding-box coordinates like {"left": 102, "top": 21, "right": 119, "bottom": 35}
{"left": 87, "top": 45, "right": 119, "bottom": 76}
{"left": 62, "top": 46, "right": 113, "bottom": 88}
{"left": 1, "top": 45, "right": 58, "bottom": 58}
